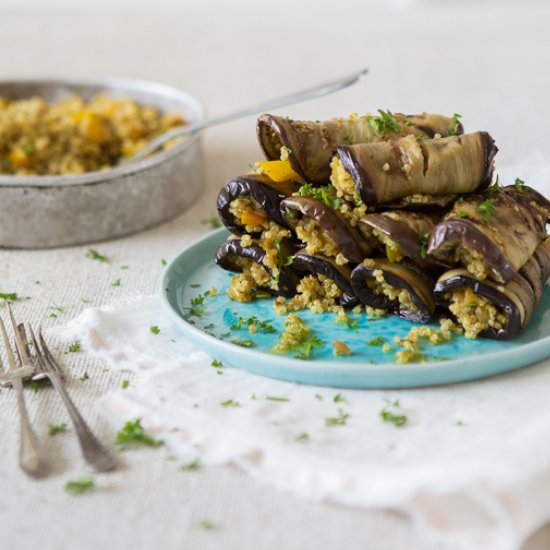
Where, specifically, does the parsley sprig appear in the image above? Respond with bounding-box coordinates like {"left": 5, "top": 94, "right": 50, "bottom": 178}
{"left": 298, "top": 183, "right": 341, "bottom": 209}
{"left": 64, "top": 475, "right": 94, "bottom": 495}
{"left": 448, "top": 113, "right": 462, "bottom": 136}
{"left": 420, "top": 231, "right": 431, "bottom": 259}
{"left": 367, "top": 109, "right": 401, "bottom": 135}
{"left": 514, "top": 177, "right": 528, "bottom": 194}
{"left": 477, "top": 199, "right": 495, "bottom": 222}
{"left": 116, "top": 418, "right": 164, "bottom": 450}
{"left": 380, "top": 399, "right": 407, "bottom": 427}
{"left": 325, "top": 408, "right": 349, "bottom": 427}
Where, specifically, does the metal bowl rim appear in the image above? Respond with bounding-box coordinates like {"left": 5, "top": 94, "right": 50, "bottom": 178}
{"left": 0, "top": 76, "right": 206, "bottom": 188}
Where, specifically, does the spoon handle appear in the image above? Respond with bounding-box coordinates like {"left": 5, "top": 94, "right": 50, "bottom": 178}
{"left": 130, "top": 67, "right": 368, "bottom": 162}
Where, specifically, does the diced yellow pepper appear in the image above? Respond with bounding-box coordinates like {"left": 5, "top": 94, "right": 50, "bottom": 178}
{"left": 77, "top": 112, "right": 105, "bottom": 142}
{"left": 241, "top": 211, "right": 267, "bottom": 227}
{"left": 8, "top": 148, "right": 33, "bottom": 168}
{"left": 255, "top": 160, "right": 300, "bottom": 183}
{"left": 386, "top": 243, "right": 404, "bottom": 263}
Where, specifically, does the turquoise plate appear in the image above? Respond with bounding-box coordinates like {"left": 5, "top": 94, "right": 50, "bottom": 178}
{"left": 160, "top": 229, "right": 550, "bottom": 388}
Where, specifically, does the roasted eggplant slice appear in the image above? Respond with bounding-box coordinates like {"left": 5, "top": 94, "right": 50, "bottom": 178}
{"left": 428, "top": 184, "right": 550, "bottom": 284}
{"left": 350, "top": 259, "right": 436, "bottom": 322}
{"left": 357, "top": 211, "right": 438, "bottom": 267}
{"left": 280, "top": 195, "right": 372, "bottom": 263}
{"left": 257, "top": 112, "right": 462, "bottom": 184}
{"left": 379, "top": 193, "right": 458, "bottom": 212}
{"left": 217, "top": 174, "right": 299, "bottom": 236}
{"left": 332, "top": 131, "right": 497, "bottom": 205}
{"left": 215, "top": 236, "right": 297, "bottom": 300}
{"left": 275, "top": 250, "right": 358, "bottom": 312}
{"left": 433, "top": 238, "right": 550, "bottom": 339}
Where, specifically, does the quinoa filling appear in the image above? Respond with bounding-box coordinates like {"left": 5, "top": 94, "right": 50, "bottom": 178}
{"left": 229, "top": 197, "right": 270, "bottom": 233}
{"left": 371, "top": 229, "right": 405, "bottom": 263}
{"left": 445, "top": 287, "right": 508, "bottom": 339}
{"left": 227, "top": 257, "right": 275, "bottom": 302}
{"left": 454, "top": 247, "right": 499, "bottom": 282}
{"left": 295, "top": 217, "right": 348, "bottom": 265}
{"left": 274, "top": 274, "right": 343, "bottom": 314}
{"left": 366, "top": 268, "right": 420, "bottom": 312}
{"left": 330, "top": 156, "right": 356, "bottom": 201}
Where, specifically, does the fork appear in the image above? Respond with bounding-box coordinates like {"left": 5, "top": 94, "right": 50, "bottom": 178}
{"left": 24, "top": 323, "right": 117, "bottom": 473}
{"left": 0, "top": 312, "right": 45, "bottom": 477}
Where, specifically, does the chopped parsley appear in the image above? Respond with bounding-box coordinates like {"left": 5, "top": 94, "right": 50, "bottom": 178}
{"left": 230, "top": 314, "right": 276, "bottom": 333}
{"left": 186, "top": 290, "right": 213, "bottom": 317}
{"left": 333, "top": 393, "right": 344, "bottom": 403}
{"left": 180, "top": 458, "right": 201, "bottom": 471}
{"left": 30, "top": 378, "right": 50, "bottom": 391}
{"left": 211, "top": 359, "right": 223, "bottom": 367}
{"left": 196, "top": 519, "right": 214, "bottom": 530}
{"left": 79, "top": 372, "right": 89, "bottom": 382}
{"left": 122, "top": 379, "right": 130, "bottom": 389}
{"left": 456, "top": 209, "right": 469, "bottom": 218}
{"left": 48, "top": 422, "right": 68, "bottom": 436}
{"left": 368, "top": 336, "right": 385, "bottom": 346}
{"left": 488, "top": 174, "right": 501, "bottom": 194}
{"left": 448, "top": 113, "right": 462, "bottom": 136}
{"left": 342, "top": 135, "right": 355, "bottom": 145}
{"left": 48, "top": 305, "right": 64, "bottom": 318}
{"left": 477, "top": 199, "right": 495, "bottom": 222}
{"left": 202, "top": 216, "right": 221, "bottom": 229}
{"left": 112, "top": 278, "right": 121, "bottom": 287}
{"left": 64, "top": 475, "right": 94, "bottom": 495}
{"left": 325, "top": 408, "right": 349, "bottom": 427}
{"left": 86, "top": 249, "right": 110, "bottom": 263}
{"left": 190, "top": 283, "right": 201, "bottom": 288}
{"left": 265, "top": 396, "right": 290, "bottom": 402}
{"left": 161, "top": 258, "right": 167, "bottom": 266}
{"left": 367, "top": 109, "right": 401, "bottom": 135}
{"left": 284, "top": 206, "right": 298, "bottom": 219}
{"left": 116, "top": 418, "right": 164, "bottom": 449}
{"left": 420, "top": 231, "right": 431, "bottom": 259}
{"left": 68, "top": 341, "right": 81, "bottom": 353}
{"left": 150, "top": 325, "right": 160, "bottom": 334}
{"left": 380, "top": 399, "right": 407, "bottom": 427}
{"left": 230, "top": 338, "right": 254, "bottom": 347}
{"left": 295, "top": 432, "right": 310, "bottom": 443}
{"left": 220, "top": 399, "right": 240, "bottom": 408}
{"left": 514, "top": 177, "right": 528, "bottom": 194}
{"left": 0, "top": 292, "right": 17, "bottom": 301}
{"left": 298, "top": 183, "right": 341, "bottom": 209}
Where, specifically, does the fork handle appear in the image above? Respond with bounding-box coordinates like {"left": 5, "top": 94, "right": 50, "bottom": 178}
{"left": 48, "top": 373, "right": 116, "bottom": 472}
{"left": 13, "top": 378, "right": 44, "bottom": 477}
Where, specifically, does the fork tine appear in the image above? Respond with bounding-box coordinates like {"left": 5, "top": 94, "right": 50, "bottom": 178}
{"left": 38, "top": 328, "right": 64, "bottom": 376}
{"left": 28, "top": 326, "right": 49, "bottom": 374}
{"left": 0, "top": 315, "right": 19, "bottom": 372}
{"left": 7, "top": 304, "right": 31, "bottom": 366}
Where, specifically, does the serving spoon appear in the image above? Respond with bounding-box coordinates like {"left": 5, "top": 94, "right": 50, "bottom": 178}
{"left": 126, "top": 67, "right": 368, "bottom": 164}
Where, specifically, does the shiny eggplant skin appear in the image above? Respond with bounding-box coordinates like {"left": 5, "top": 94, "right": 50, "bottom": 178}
{"left": 215, "top": 237, "right": 298, "bottom": 297}
{"left": 291, "top": 250, "right": 358, "bottom": 307}
{"left": 357, "top": 211, "right": 438, "bottom": 268}
{"left": 280, "top": 195, "right": 372, "bottom": 262}
{"left": 350, "top": 259, "right": 436, "bottom": 322}
{"left": 433, "top": 239, "right": 550, "bottom": 339}
{"left": 379, "top": 194, "right": 458, "bottom": 212}
{"left": 427, "top": 185, "right": 550, "bottom": 283}
{"left": 257, "top": 112, "right": 462, "bottom": 184}
{"left": 336, "top": 131, "right": 497, "bottom": 205}
{"left": 217, "top": 174, "right": 297, "bottom": 236}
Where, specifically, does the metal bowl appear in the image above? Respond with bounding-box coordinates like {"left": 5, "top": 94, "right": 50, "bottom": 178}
{"left": 0, "top": 77, "right": 205, "bottom": 248}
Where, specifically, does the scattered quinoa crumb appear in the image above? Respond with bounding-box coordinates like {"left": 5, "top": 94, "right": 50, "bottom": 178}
{"left": 382, "top": 163, "right": 390, "bottom": 172}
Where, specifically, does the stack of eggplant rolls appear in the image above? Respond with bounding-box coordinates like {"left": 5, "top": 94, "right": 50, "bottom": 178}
{"left": 215, "top": 110, "right": 550, "bottom": 340}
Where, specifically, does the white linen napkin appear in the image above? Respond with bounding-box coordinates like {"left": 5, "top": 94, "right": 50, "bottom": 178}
{"left": 51, "top": 293, "right": 550, "bottom": 550}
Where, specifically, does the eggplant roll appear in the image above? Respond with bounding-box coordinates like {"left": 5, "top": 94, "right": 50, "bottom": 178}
{"left": 350, "top": 259, "right": 436, "bottom": 323}
{"left": 280, "top": 195, "right": 373, "bottom": 264}
{"left": 285, "top": 250, "right": 359, "bottom": 310}
{"left": 257, "top": 112, "right": 462, "bottom": 184}
{"left": 379, "top": 193, "right": 458, "bottom": 212}
{"left": 332, "top": 131, "right": 497, "bottom": 206}
{"left": 217, "top": 173, "right": 300, "bottom": 236}
{"left": 428, "top": 184, "right": 550, "bottom": 284}
{"left": 215, "top": 236, "right": 297, "bottom": 300}
{"left": 433, "top": 238, "right": 550, "bottom": 339}
{"left": 357, "top": 211, "right": 439, "bottom": 267}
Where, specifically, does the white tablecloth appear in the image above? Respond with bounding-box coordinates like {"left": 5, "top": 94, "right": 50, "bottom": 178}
{"left": 1, "top": 2, "right": 550, "bottom": 549}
